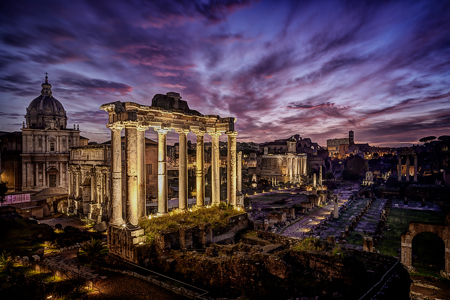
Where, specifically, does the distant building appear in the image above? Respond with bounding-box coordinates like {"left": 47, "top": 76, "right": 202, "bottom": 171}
{"left": 21, "top": 75, "right": 80, "bottom": 192}
{"left": 0, "top": 131, "right": 22, "bottom": 191}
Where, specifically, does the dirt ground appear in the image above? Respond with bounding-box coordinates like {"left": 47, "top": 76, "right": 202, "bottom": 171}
{"left": 86, "top": 270, "right": 188, "bottom": 300}
{"left": 410, "top": 274, "right": 450, "bottom": 300}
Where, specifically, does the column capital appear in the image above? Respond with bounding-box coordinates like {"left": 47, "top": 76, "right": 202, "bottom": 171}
{"left": 107, "top": 123, "right": 124, "bottom": 131}
{"left": 175, "top": 128, "right": 190, "bottom": 135}
{"left": 154, "top": 127, "right": 171, "bottom": 135}
{"left": 137, "top": 124, "right": 148, "bottom": 131}
{"left": 192, "top": 130, "right": 206, "bottom": 136}
{"left": 226, "top": 131, "right": 238, "bottom": 137}
{"left": 209, "top": 132, "right": 222, "bottom": 137}
{"left": 123, "top": 120, "right": 139, "bottom": 128}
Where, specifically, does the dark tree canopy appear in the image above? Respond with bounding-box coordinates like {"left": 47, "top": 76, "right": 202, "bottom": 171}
{"left": 346, "top": 156, "right": 368, "bottom": 177}
{"left": 419, "top": 136, "right": 436, "bottom": 143}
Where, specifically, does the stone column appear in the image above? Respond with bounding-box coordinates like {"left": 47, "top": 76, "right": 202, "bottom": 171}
{"left": 108, "top": 123, "right": 124, "bottom": 226}
{"left": 319, "top": 165, "right": 323, "bottom": 186}
{"left": 194, "top": 131, "right": 206, "bottom": 207}
{"left": 210, "top": 132, "right": 221, "bottom": 206}
{"left": 137, "top": 125, "right": 147, "bottom": 218}
{"left": 75, "top": 169, "right": 80, "bottom": 199}
{"left": 398, "top": 154, "right": 402, "bottom": 181}
{"left": 289, "top": 157, "right": 293, "bottom": 183}
{"left": 227, "top": 131, "right": 238, "bottom": 206}
{"left": 313, "top": 173, "right": 317, "bottom": 188}
{"left": 68, "top": 169, "right": 72, "bottom": 197}
{"left": 303, "top": 156, "right": 307, "bottom": 176}
{"left": 405, "top": 156, "right": 410, "bottom": 181}
{"left": 414, "top": 155, "right": 418, "bottom": 182}
{"left": 91, "top": 168, "right": 97, "bottom": 203}
{"left": 155, "top": 128, "right": 169, "bottom": 214}
{"left": 237, "top": 151, "right": 242, "bottom": 193}
{"left": 99, "top": 170, "right": 104, "bottom": 205}
{"left": 177, "top": 129, "right": 189, "bottom": 210}
{"left": 125, "top": 123, "right": 139, "bottom": 226}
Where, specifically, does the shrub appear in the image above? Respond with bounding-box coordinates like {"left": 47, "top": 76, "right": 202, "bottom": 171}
{"left": 292, "top": 238, "right": 324, "bottom": 252}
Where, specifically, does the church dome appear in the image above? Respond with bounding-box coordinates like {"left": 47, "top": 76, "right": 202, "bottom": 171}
{"left": 26, "top": 74, "right": 68, "bottom": 129}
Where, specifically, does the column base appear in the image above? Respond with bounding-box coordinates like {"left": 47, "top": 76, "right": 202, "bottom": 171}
{"left": 107, "top": 224, "right": 146, "bottom": 263}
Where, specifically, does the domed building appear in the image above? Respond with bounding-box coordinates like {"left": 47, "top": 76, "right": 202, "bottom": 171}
{"left": 21, "top": 74, "right": 80, "bottom": 191}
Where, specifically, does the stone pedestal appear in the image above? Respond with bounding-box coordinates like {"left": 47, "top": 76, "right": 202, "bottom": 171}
{"left": 108, "top": 225, "right": 146, "bottom": 263}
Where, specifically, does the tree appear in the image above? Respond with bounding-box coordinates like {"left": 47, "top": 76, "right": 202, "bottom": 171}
{"left": 419, "top": 136, "right": 436, "bottom": 143}
{"left": 324, "top": 171, "right": 334, "bottom": 180}
{"left": 346, "top": 156, "right": 368, "bottom": 177}
{"left": 78, "top": 237, "right": 108, "bottom": 265}
{"left": 0, "top": 251, "right": 14, "bottom": 275}
{"left": 438, "top": 135, "right": 450, "bottom": 144}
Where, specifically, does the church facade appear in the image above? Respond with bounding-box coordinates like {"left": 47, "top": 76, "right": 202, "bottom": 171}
{"left": 21, "top": 75, "right": 80, "bottom": 191}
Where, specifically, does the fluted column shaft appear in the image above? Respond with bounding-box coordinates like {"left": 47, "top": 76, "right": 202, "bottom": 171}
{"left": 195, "top": 131, "right": 205, "bottom": 207}
{"left": 156, "top": 128, "right": 169, "bottom": 214}
{"left": 125, "top": 124, "right": 139, "bottom": 226}
{"left": 398, "top": 155, "right": 402, "bottom": 182}
{"left": 137, "top": 126, "right": 146, "bottom": 218}
{"left": 211, "top": 132, "right": 221, "bottom": 206}
{"left": 109, "top": 124, "right": 124, "bottom": 226}
{"left": 177, "top": 129, "right": 189, "bottom": 210}
{"left": 227, "top": 132, "right": 238, "bottom": 206}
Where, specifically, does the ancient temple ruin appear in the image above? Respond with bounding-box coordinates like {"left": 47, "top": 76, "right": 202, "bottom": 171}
{"left": 100, "top": 92, "right": 240, "bottom": 260}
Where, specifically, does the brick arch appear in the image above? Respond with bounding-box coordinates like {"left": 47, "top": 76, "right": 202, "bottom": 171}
{"left": 401, "top": 222, "right": 450, "bottom": 274}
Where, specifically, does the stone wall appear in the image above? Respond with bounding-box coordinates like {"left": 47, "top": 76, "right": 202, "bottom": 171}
{"left": 107, "top": 225, "right": 146, "bottom": 264}
{"left": 155, "top": 213, "right": 249, "bottom": 251}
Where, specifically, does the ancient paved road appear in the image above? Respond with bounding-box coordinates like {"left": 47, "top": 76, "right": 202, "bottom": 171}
{"left": 281, "top": 185, "right": 359, "bottom": 238}
{"left": 86, "top": 270, "right": 188, "bottom": 300}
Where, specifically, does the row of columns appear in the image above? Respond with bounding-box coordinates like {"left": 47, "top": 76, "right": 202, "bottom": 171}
{"left": 397, "top": 154, "right": 418, "bottom": 182}
{"left": 108, "top": 121, "right": 239, "bottom": 227}
{"left": 287, "top": 155, "right": 307, "bottom": 183}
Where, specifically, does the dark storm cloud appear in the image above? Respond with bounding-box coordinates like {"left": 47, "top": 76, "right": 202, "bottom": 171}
{"left": 0, "top": 0, "right": 449, "bottom": 146}
{"left": 288, "top": 102, "right": 335, "bottom": 110}
{"left": 0, "top": 112, "right": 23, "bottom": 120}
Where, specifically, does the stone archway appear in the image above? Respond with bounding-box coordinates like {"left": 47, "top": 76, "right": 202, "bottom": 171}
{"left": 401, "top": 222, "right": 450, "bottom": 275}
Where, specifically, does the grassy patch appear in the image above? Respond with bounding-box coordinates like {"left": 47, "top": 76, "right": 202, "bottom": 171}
{"left": 377, "top": 208, "right": 445, "bottom": 256}
{"left": 292, "top": 238, "right": 324, "bottom": 252}
{"left": 138, "top": 205, "right": 243, "bottom": 245}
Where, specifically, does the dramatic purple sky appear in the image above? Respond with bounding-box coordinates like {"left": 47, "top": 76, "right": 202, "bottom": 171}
{"left": 1, "top": 0, "right": 449, "bottom": 147}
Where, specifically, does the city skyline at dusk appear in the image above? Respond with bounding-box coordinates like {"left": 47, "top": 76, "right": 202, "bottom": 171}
{"left": 1, "top": 0, "right": 449, "bottom": 147}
